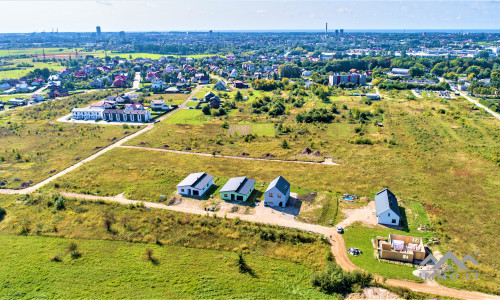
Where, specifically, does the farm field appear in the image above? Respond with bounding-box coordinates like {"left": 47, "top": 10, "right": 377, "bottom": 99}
{"left": 52, "top": 90, "right": 500, "bottom": 294}
{"left": 0, "top": 90, "right": 140, "bottom": 189}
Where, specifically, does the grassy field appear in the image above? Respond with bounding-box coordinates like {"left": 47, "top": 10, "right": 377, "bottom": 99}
{"left": 0, "top": 58, "right": 64, "bottom": 80}
{"left": 51, "top": 90, "right": 500, "bottom": 294}
{"left": 162, "top": 109, "right": 212, "bottom": 125}
{"left": 0, "top": 90, "right": 140, "bottom": 189}
{"left": 0, "top": 235, "right": 332, "bottom": 299}
{"left": 0, "top": 192, "right": 332, "bottom": 298}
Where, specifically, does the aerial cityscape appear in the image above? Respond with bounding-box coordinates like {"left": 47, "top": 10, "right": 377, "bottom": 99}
{"left": 0, "top": 1, "right": 499, "bottom": 299}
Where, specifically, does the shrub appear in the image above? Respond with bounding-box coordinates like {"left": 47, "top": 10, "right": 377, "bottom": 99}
{"left": 0, "top": 207, "right": 5, "bottom": 220}
{"left": 310, "top": 263, "right": 372, "bottom": 295}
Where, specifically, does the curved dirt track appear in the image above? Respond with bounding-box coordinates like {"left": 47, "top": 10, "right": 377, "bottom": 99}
{"left": 60, "top": 192, "right": 498, "bottom": 300}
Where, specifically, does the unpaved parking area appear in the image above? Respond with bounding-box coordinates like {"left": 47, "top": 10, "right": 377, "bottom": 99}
{"left": 338, "top": 201, "right": 378, "bottom": 227}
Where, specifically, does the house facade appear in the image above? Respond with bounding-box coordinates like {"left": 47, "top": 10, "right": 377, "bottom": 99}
{"left": 264, "top": 176, "right": 291, "bottom": 207}
{"left": 375, "top": 188, "right": 401, "bottom": 226}
{"left": 150, "top": 99, "right": 170, "bottom": 111}
{"left": 220, "top": 177, "right": 256, "bottom": 202}
{"left": 177, "top": 172, "right": 214, "bottom": 197}
{"left": 102, "top": 109, "right": 151, "bottom": 123}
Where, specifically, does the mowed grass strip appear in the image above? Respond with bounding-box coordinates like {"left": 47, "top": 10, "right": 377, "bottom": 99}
{"left": 162, "top": 109, "right": 211, "bottom": 125}
{"left": 0, "top": 235, "right": 331, "bottom": 299}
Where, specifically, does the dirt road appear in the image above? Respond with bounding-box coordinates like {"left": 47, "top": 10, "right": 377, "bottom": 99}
{"left": 120, "top": 145, "right": 339, "bottom": 166}
{"left": 59, "top": 191, "right": 497, "bottom": 300}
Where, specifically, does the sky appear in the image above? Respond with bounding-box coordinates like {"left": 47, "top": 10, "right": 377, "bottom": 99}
{"left": 0, "top": 0, "right": 499, "bottom": 33}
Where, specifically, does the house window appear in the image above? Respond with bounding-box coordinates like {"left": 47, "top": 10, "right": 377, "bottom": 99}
{"left": 388, "top": 213, "right": 390, "bottom": 216}
{"left": 181, "top": 189, "right": 185, "bottom": 192}
{"left": 392, "top": 219, "right": 396, "bottom": 224}
{"left": 224, "top": 194, "right": 227, "bottom": 197}
{"left": 278, "top": 194, "right": 281, "bottom": 198}
{"left": 269, "top": 193, "right": 273, "bottom": 197}
{"left": 402, "top": 254, "right": 409, "bottom": 260}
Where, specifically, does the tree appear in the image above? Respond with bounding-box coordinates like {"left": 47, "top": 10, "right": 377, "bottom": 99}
{"left": 202, "top": 105, "right": 211, "bottom": 115}
{"left": 281, "top": 139, "right": 290, "bottom": 149}
{"left": 63, "top": 81, "right": 75, "bottom": 90}
{"left": 279, "top": 64, "right": 301, "bottom": 78}
{"left": 234, "top": 91, "right": 243, "bottom": 101}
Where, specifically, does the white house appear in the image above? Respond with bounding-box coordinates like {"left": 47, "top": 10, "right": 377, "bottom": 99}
{"left": 214, "top": 80, "right": 227, "bottom": 91}
{"left": 72, "top": 101, "right": 105, "bottom": 120}
{"left": 177, "top": 172, "right": 214, "bottom": 197}
{"left": 375, "top": 188, "right": 401, "bottom": 226}
{"left": 30, "top": 94, "right": 44, "bottom": 102}
{"left": 15, "top": 83, "right": 30, "bottom": 92}
{"left": 150, "top": 99, "right": 170, "bottom": 111}
{"left": 151, "top": 78, "right": 166, "bottom": 89}
{"left": 264, "top": 176, "right": 291, "bottom": 207}
{"left": 72, "top": 107, "right": 104, "bottom": 120}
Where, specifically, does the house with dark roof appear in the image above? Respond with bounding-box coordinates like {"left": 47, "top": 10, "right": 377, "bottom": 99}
{"left": 177, "top": 172, "right": 214, "bottom": 197}
{"left": 220, "top": 177, "right": 255, "bottom": 202}
{"left": 264, "top": 176, "right": 290, "bottom": 207}
{"left": 375, "top": 188, "right": 401, "bottom": 226}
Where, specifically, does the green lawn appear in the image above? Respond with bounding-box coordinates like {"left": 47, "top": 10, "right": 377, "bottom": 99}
{"left": 186, "top": 101, "right": 200, "bottom": 107}
{"left": 162, "top": 109, "right": 211, "bottom": 125}
{"left": 0, "top": 235, "right": 332, "bottom": 299}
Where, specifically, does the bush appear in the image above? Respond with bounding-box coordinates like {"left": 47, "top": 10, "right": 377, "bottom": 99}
{"left": 310, "top": 263, "right": 372, "bottom": 295}
{"left": 0, "top": 207, "right": 5, "bottom": 220}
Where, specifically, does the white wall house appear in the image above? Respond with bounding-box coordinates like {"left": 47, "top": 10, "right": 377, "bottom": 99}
{"left": 150, "top": 99, "right": 170, "bottom": 111}
{"left": 72, "top": 107, "right": 104, "bottom": 120}
{"left": 375, "top": 188, "right": 401, "bottom": 226}
{"left": 151, "top": 78, "right": 165, "bottom": 89}
{"left": 177, "top": 172, "right": 214, "bottom": 197}
{"left": 264, "top": 176, "right": 291, "bottom": 207}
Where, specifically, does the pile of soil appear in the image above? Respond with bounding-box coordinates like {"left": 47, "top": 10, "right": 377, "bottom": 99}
{"left": 263, "top": 153, "right": 275, "bottom": 158}
{"left": 312, "top": 150, "right": 322, "bottom": 156}
{"left": 184, "top": 147, "right": 191, "bottom": 150}
{"left": 240, "top": 152, "right": 250, "bottom": 156}
{"left": 301, "top": 147, "right": 312, "bottom": 155}
{"left": 360, "top": 196, "right": 371, "bottom": 203}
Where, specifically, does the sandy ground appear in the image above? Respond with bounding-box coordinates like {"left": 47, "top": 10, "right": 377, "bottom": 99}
{"left": 338, "top": 201, "right": 378, "bottom": 228}
{"left": 346, "top": 287, "right": 401, "bottom": 300}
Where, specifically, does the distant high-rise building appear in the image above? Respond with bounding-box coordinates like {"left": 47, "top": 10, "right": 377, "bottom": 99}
{"left": 325, "top": 23, "right": 328, "bottom": 38}
{"left": 335, "top": 29, "right": 339, "bottom": 37}
{"left": 119, "top": 31, "right": 125, "bottom": 38}
{"left": 340, "top": 29, "right": 344, "bottom": 35}
{"left": 209, "top": 30, "right": 213, "bottom": 36}
{"left": 96, "top": 26, "right": 101, "bottom": 37}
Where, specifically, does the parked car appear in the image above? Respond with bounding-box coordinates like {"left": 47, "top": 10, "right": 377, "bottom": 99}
{"left": 348, "top": 248, "right": 362, "bottom": 256}
{"left": 337, "top": 225, "right": 343, "bottom": 234}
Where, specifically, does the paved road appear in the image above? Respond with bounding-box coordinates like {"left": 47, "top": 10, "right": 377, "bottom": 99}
{"left": 411, "top": 89, "right": 423, "bottom": 99}
{"left": 120, "top": 145, "right": 338, "bottom": 165}
{"left": 132, "top": 72, "right": 141, "bottom": 89}
{"left": 59, "top": 191, "right": 498, "bottom": 300}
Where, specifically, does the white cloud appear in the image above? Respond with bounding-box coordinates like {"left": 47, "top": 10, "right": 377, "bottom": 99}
{"left": 336, "top": 7, "right": 351, "bottom": 13}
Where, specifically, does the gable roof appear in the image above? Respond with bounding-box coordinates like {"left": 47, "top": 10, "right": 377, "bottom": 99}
{"left": 375, "top": 188, "right": 401, "bottom": 217}
{"left": 220, "top": 177, "right": 256, "bottom": 195}
{"left": 265, "top": 176, "right": 290, "bottom": 195}
{"left": 177, "top": 172, "right": 214, "bottom": 190}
